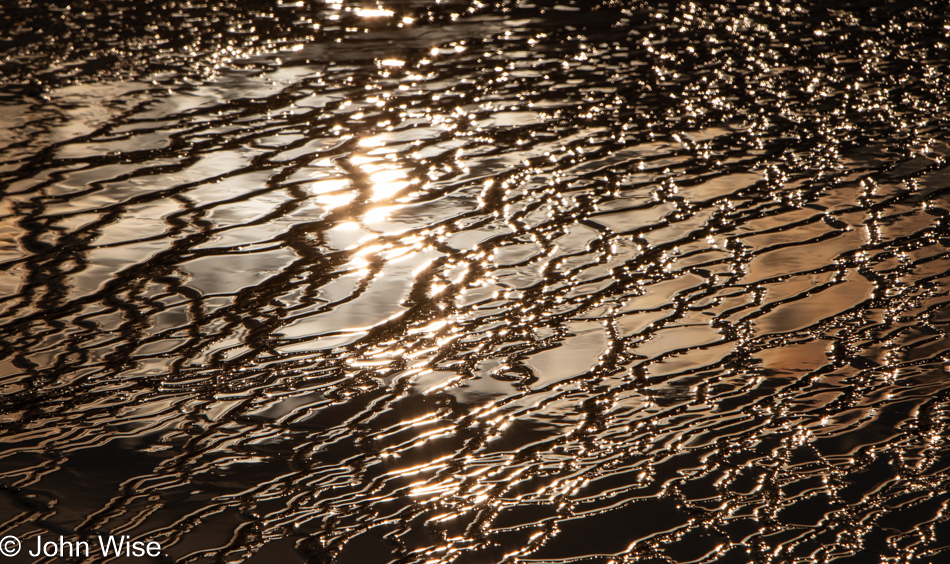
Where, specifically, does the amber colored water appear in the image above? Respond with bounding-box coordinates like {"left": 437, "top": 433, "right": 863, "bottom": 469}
{"left": 2, "top": 1, "right": 950, "bottom": 562}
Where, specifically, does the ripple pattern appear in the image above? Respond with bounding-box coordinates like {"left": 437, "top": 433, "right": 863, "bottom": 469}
{"left": 2, "top": 1, "right": 950, "bottom": 563}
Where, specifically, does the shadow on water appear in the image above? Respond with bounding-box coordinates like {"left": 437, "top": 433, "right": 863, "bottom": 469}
{"left": 3, "top": 0, "right": 950, "bottom": 562}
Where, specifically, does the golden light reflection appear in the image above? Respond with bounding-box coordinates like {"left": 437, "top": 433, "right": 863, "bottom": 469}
{"left": 368, "top": 168, "right": 410, "bottom": 200}
{"left": 348, "top": 155, "right": 376, "bottom": 166}
{"left": 363, "top": 206, "right": 392, "bottom": 224}
{"left": 346, "top": 256, "right": 370, "bottom": 273}
{"left": 315, "top": 192, "right": 356, "bottom": 208}
{"left": 308, "top": 178, "right": 350, "bottom": 193}
{"left": 355, "top": 8, "right": 394, "bottom": 18}
{"left": 358, "top": 136, "right": 387, "bottom": 148}
{"left": 308, "top": 178, "right": 354, "bottom": 208}
{"left": 331, "top": 221, "right": 361, "bottom": 231}
{"left": 354, "top": 243, "right": 386, "bottom": 258}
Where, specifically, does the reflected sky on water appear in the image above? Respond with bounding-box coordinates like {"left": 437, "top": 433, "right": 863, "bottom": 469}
{"left": 3, "top": 1, "right": 950, "bottom": 562}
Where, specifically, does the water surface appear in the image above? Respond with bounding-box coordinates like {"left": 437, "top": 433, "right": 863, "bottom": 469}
{"left": 3, "top": 1, "right": 950, "bottom": 562}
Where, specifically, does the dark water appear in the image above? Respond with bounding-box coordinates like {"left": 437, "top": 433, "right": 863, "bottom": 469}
{"left": 2, "top": 1, "right": 950, "bottom": 562}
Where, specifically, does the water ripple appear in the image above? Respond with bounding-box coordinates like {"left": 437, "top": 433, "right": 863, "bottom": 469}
{"left": 2, "top": 1, "right": 950, "bottom": 563}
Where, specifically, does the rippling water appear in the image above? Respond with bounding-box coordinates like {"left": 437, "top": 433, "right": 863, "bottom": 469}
{"left": 3, "top": 1, "right": 950, "bottom": 562}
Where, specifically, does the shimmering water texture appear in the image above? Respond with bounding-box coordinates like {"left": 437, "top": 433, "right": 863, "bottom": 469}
{"left": 3, "top": 1, "right": 950, "bottom": 563}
